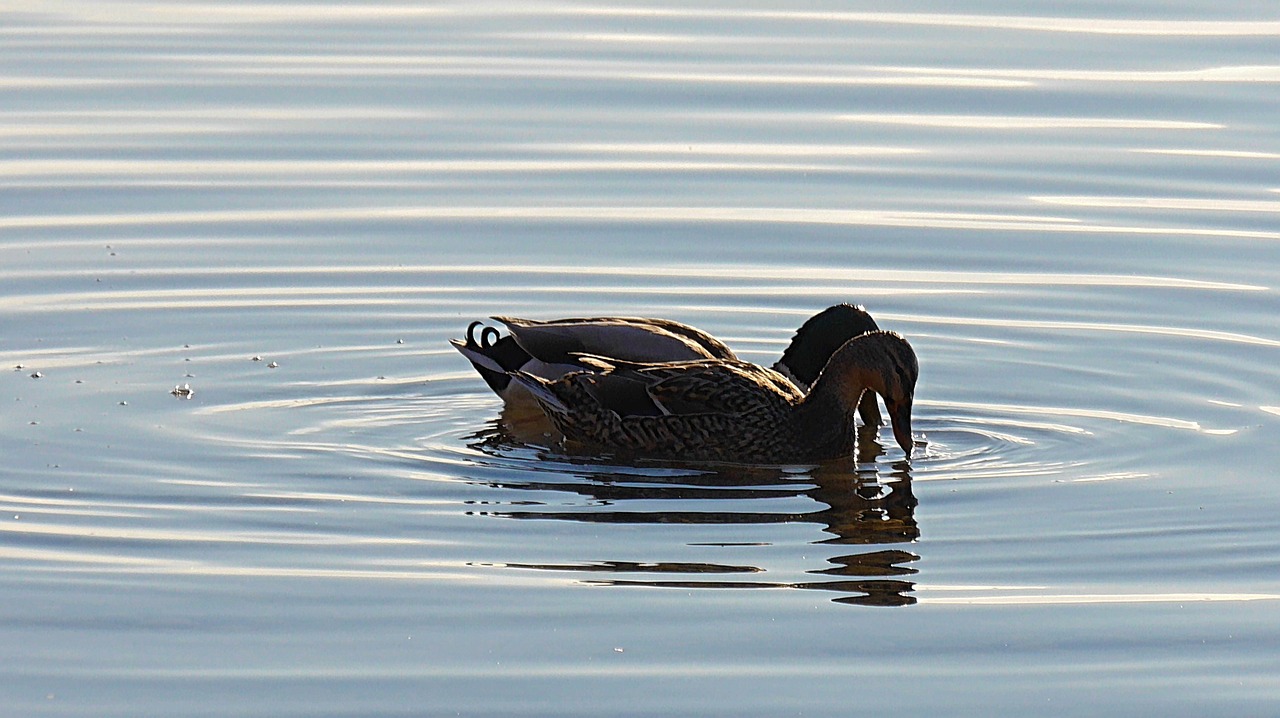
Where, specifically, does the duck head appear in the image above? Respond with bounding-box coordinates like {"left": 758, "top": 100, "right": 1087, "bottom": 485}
{"left": 775, "top": 304, "right": 881, "bottom": 390}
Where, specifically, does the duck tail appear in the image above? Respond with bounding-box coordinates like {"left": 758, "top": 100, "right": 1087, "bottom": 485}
{"left": 451, "top": 320, "right": 531, "bottom": 395}
{"left": 450, "top": 339, "right": 506, "bottom": 375}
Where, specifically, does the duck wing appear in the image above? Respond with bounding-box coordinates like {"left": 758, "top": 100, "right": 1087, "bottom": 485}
{"left": 495, "top": 316, "right": 735, "bottom": 365}
{"left": 511, "top": 357, "right": 808, "bottom": 463}
{"left": 588, "top": 359, "right": 802, "bottom": 417}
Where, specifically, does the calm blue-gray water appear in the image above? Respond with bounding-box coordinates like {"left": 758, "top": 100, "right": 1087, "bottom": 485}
{"left": 3, "top": 3, "right": 1280, "bottom": 716}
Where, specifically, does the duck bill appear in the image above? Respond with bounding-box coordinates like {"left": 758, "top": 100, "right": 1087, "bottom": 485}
{"left": 888, "top": 401, "right": 914, "bottom": 457}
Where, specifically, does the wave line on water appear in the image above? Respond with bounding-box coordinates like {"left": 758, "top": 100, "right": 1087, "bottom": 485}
{"left": 901, "top": 314, "right": 1280, "bottom": 348}
{"left": 33, "top": 5, "right": 1280, "bottom": 37}
{"left": 839, "top": 113, "right": 1221, "bottom": 130}
{"left": 0, "top": 107, "right": 442, "bottom": 121}
{"left": 1033, "top": 196, "right": 1280, "bottom": 213}
{"left": 558, "top": 8, "right": 1280, "bottom": 37}
{"left": 30, "top": 3, "right": 465, "bottom": 25}
{"left": 0, "top": 158, "right": 906, "bottom": 178}
{"left": 0, "top": 264, "right": 1263, "bottom": 293}
{"left": 1135, "top": 148, "right": 1280, "bottom": 160}
{"left": 1068, "top": 472, "right": 1151, "bottom": 483}
{"left": 918, "top": 399, "right": 1205, "bottom": 431}
{"left": 540, "top": 142, "right": 922, "bottom": 157}
{"left": 4, "top": 205, "right": 1277, "bottom": 240}
{"left": 922, "top": 590, "right": 1280, "bottom": 605}
{"left": 178, "top": 55, "right": 1035, "bottom": 88}
{"left": 0, "top": 518, "right": 439, "bottom": 546}
{"left": 879, "top": 65, "right": 1280, "bottom": 83}
{"left": 3, "top": 546, "right": 481, "bottom": 582}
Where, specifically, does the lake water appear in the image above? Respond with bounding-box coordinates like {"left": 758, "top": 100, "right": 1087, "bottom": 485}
{"left": 4, "top": 2, "right": 1280, "bottom": 716}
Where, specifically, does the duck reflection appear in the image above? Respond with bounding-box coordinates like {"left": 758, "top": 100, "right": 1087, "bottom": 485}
{"left": 465, "top": 415, "right": 920, "bottom": 606}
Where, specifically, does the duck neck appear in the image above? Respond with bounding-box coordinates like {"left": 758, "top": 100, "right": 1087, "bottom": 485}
{"left": 789, "top": 348, "right": 881, "bottom": 459}
{"left": 791, "top": 382, "right": 865, "bottom": 460}
{"left": 803, "top": 344, "right": 880, "bottom": 413}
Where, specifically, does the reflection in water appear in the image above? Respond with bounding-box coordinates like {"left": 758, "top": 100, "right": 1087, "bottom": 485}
{"left": 466, "top": 418, "right": 919, "bottom": 606}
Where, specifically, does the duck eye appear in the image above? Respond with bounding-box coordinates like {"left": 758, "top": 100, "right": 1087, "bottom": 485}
{"left": 888, "top": 364, "right": 912, "bottom": 398}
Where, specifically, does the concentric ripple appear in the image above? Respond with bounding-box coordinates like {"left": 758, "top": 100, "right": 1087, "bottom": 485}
{"left": 4, "top": 255, "right": 1260, "bottom": 607}
{"left": 4, "top": 3, "right": 1280, "bottom": 715}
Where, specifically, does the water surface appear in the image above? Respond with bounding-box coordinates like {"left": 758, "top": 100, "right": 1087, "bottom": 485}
{"left": 3, "top": 2, "right": 1280, "bottom": 716}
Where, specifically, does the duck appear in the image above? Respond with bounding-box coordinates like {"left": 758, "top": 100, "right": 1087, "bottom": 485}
{"left": 451, "top": 304, "right": 883, "bottom": 425}
{"left": 508, "top": 330, "right": 918, "bottom": 464}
